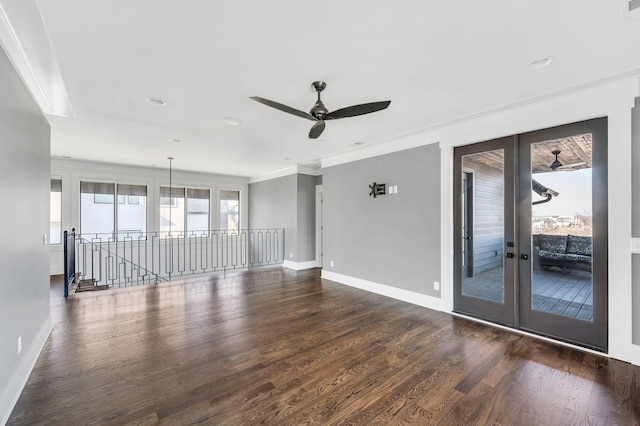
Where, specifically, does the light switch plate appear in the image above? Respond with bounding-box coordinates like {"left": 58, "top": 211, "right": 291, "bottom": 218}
{"left": 631, "top": 238, "right": 640, "bottom": 253}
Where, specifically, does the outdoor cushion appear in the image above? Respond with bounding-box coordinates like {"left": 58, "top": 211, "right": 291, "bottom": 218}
{"left": 539, "top": 235, "right": 568, "bottom": 253}
{"left": 567, "top": 235, "right": 592, "bottom": 256}
{"left": 565, "top": 253, "right": 592, "bottom": 264}
{"left": 538, "top": 250, "right": 567, "bottom": 261}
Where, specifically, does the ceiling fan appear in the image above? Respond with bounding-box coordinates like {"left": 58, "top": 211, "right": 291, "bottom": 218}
{"left": 549, "top": 150, "right": 586, "bottom": 171}
{"left": 250, "top": 81, "right": 391, "bottom": 139}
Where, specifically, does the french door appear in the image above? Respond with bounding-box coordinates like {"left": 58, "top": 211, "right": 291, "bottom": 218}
{"left": 453, "top": 118, "right": 608, "bottom": 351}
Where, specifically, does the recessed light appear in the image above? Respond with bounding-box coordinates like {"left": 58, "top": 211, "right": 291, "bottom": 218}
{"left": 170, "top": 138, "right": 182, "bottom": 143}
{"left": 146, "top": 97, "right": 166, "bottom": 106}
{"left": 351, "top": 141, "right": 364, "bottom": 146}
{"left": 526, "top": 56, "right": 554, "bottom": 70}
{"left": 224, "top": 117, "right": 242, "bottom": 126}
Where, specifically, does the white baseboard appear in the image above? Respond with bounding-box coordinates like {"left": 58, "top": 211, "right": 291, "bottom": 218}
{"left": 0, "top": 315, "right": 52, "bottom": 425}
{"left": 321, "top": 270, "right": 446, "bottom": 312}
{"left": 282, "top": 260, "right": 318, "bottom": 271}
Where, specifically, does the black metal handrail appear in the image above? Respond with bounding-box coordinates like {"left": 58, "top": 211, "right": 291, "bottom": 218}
{"left": 63, "top": 228, "right": 76, "bottom": 297}
{"left": 76, "top": 235, "right": 168, "bottom": 288}
{"left": 71, "top": 228, "right": 285, "bottom": 291}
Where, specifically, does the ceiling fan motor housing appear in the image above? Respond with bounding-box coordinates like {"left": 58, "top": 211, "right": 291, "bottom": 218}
{"left": 311, "top": 100, "right": 328, "bottom": 119}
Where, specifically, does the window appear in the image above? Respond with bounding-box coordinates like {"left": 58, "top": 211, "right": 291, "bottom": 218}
{"left": 160, "top": 186, "right": 185, "bottom": 236}
{"left": 50, "top": 179, "right": 62, "bottom": 244}
{"left": 117, "top": 184, "right": 148, "bottom": 239}
{"left": 220, "top": 189, "right": 240, "bottom": 232}
{"left": 80, "top": 181, "right": 147, "bottom": 237}
{"left": 160, "top": 187, "right": 210, "bottom": 237}
{"left": 187, "top": 188, "right": 210, "bottom": 235}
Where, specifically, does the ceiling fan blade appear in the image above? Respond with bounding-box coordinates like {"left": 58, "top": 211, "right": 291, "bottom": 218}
{"left": 325, "top": 100, "right": 391, "bottom": 120}
{"left": 309, "top": 120, "right": 325, "bottom": 139}
{"left": 250, "top": 97, "right": 316, "bottom": 121}
{"left": 557, "top": 162, "right": 587, "bottom": 170}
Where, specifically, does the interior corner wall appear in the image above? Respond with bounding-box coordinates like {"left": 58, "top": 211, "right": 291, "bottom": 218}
{"left": 322, "top": 143, "right": 441, "bottom": 296}
{"left": 296, "top": 174, "right": 316, "bottom": 262}
{"left": 249, "top": 174, "right": 297, "bottom": 261}
{"left": 632, "top": 97, "right": 640, "bottom": 344}
{"left": 0, "top": 46, "right": 51, "bottom": 422}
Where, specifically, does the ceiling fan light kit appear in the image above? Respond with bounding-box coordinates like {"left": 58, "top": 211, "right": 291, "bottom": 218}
{"left": 250, "top": 81, "right": 391, "bottom": 139}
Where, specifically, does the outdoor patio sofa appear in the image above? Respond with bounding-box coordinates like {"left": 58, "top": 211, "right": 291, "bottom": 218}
{"left": 536, "top": 234, "right": 592, "bottom": 272}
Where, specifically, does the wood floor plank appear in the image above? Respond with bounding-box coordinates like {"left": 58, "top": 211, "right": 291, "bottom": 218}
{"left": 7, "top": 269, "right": 640, "bottom": 425}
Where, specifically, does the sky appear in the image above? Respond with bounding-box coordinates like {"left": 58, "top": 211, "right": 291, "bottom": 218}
{"left": 532, "top": 169, "right": 592, "bottom": 217}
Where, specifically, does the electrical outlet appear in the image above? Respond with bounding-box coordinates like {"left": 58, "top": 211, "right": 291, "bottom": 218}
{"left": 289, "top": 252, "right": 293, "bottom": 258}
{"left": 330, "top": 261, "right": 334, "bottom": 267}
{"left": 434, "top": 281, "right": 440, "bottom": 291}
{"left": 18, "top": 336, "right": 22, "bottom": 354}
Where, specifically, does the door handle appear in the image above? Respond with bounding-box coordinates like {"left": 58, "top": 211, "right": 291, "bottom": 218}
{"left": 506, "top": 253, "right": 515, "bottom": 258}
{"left": 521, "top": 254, "right": 529, "bottom": 260}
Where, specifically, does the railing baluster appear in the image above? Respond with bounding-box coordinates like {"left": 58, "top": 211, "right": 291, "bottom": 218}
{"left": 65, "top": 228, "right": 284, "bottom": 293}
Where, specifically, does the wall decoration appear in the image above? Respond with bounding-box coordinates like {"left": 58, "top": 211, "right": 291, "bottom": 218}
{"left": 369, "top": 182, "right": 386, "bottom": 198}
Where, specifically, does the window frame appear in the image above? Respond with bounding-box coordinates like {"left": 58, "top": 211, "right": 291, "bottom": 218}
{"left": 160, "top": 186, "right": 211, "bottom": 237}
{"left": 80, "top": 181, "right": 148, "bottom": 237}
{"left": 50, "top": 178, "right": 63, "bottom": 245}
{"left": 219, "top": 188, "right": 241, "bottom": 233}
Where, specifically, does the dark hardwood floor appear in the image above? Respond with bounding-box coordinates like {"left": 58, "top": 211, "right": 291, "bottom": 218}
{"left": 8, "top": 269, "right": 640, "bottom": 425}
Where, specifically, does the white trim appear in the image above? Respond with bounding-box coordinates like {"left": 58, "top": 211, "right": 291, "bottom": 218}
{"left": 0, "top": 3, "right": 72, "bottom": 118}
{"left": 607, "top": 101, "right": 638, "bottom": 365}
{"left": 322, "top": 75, "right": 640, "bottom": 169}
{"left": 321, "top": 270, "right": 448, "bottom": 312}
{"left": 249, "top": 165, "right": 321, "bottom": 184}
{"left": 283, "top": 260, "right": 318, "bottom": 271}
{"left": 0, "top": 315, "right": 52, "bottom": 425}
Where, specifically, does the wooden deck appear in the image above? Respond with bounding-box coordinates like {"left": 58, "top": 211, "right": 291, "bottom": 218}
{"left": 463, "top": 267, "right": 593, "bottom": 320}
{"left": 8, "top": 269, "right": 639, "bottom": 425}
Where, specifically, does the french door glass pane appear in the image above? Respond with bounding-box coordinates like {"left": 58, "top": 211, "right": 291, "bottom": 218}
{"left": 530, "top": 135, "right": 593, "bottom": 321}
{"left": 461, "top": 149, "right": 505, "bottom": 303}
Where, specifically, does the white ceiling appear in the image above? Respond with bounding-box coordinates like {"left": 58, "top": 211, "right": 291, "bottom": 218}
{"left": 2, "top": 1, "right": 640, "bottom": 178}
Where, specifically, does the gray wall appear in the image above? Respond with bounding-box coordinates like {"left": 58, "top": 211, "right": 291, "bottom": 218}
{"left": 249, "top": 173, "right": 317, "bottom": 263}
{"left": 463, "top": 158, "right": 504, "bottom": 274}
{"left": 323, "top": 144, "right": 441, "bottom": 296}
{"left": 0, "top": 46, "right": 51, "bottom": 419}
{"left": 632, "top": 97, "right": 640, "bottom": 344}
{"left": 249, "top": 174, "right": 296, "bottom": 261}
{"left": 296, "top": 174, "right": 316, "bottom": 262}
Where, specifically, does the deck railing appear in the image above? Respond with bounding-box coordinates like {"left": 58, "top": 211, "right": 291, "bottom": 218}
{"left": 65, "top": 228, "right": 285, "bottom": 294}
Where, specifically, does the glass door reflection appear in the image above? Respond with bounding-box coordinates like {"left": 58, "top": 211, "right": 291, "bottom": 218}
{"left": 529, "top": 137, "right": 593, "bottom": 321}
